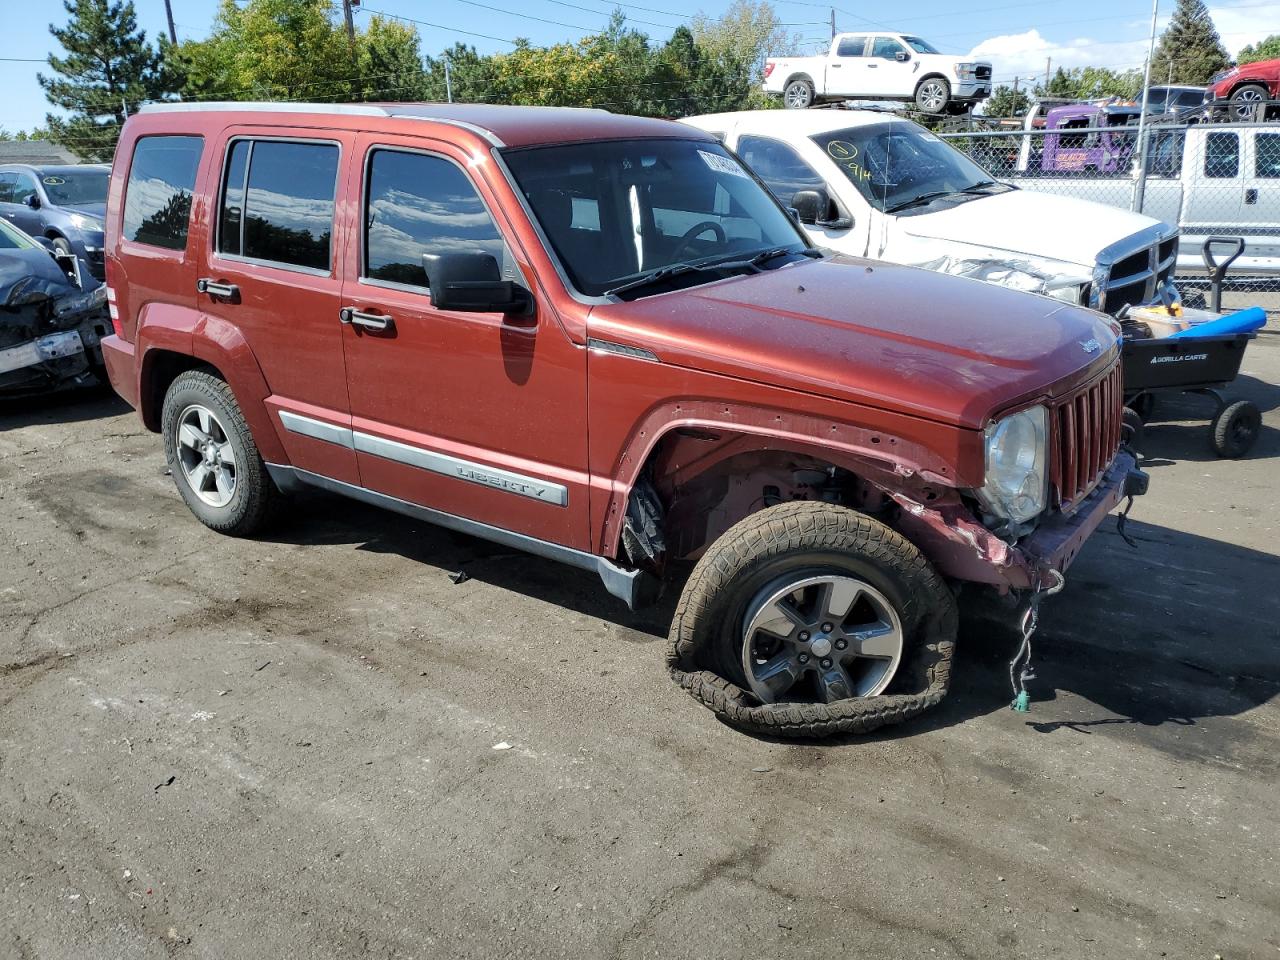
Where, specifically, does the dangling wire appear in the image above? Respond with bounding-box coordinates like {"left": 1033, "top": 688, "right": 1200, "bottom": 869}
{"left": 1010, "top": 570, "right": 1065, "bottom": 713}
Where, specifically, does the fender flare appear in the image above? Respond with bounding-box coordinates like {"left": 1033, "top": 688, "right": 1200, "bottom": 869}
{"left": 136, "top": 306, "right": 287, "bottom": 464}
{"left": 595, "top": 399, "right": 967, "bottom": 558}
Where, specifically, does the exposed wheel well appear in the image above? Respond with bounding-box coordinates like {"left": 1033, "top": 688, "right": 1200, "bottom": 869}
{"left": 140, "top": 350, "right": 222, "bottom": 432}
{"left": 915, "top": 72, "right": 950, "bottom": 92}
{"left": 622, "top": 430, "right": 909, "bottom": 573}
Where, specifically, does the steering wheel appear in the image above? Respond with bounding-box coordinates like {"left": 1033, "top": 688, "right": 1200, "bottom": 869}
{"left": 670, "top": 220, "right": 726, "bottom": 261}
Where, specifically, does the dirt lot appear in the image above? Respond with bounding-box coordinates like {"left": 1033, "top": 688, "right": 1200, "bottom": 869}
{"left": 2, "top": 332, "right": 1278, "bottom": 960}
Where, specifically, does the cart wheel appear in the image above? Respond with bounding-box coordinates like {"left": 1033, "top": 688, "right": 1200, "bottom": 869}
{"left": 1122, "top": 407, "right": 1144, "bottom": 452}
{"left": 1129, "top": 392, "right": 1157, "bottom": 423}
{"left": 1211, "top": 400, "right": 1261, "bottom": 458}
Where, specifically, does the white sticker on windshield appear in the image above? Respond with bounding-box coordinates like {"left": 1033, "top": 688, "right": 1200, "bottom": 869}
{"left": 698, "top": 150, "right": 749, "bottom": 179}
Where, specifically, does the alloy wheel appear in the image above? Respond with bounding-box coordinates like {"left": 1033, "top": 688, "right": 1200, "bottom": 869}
{"left": 740, "top": 573, "right": 905, "bottom": 704}
{"left": 919, "top": 81, "right": 947, "bottom": 112}
{"left": 175, "top": 403, "right": 238, "bottom": 508}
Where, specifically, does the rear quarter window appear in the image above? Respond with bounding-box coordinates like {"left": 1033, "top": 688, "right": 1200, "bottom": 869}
{"left": 122, "top": 136, "right": 204, "bottom": 250}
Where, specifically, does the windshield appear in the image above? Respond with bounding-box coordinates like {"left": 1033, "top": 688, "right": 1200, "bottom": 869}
{"left": 503, "top": 138, "right": 807, "bottom": 298}
{"left": 39, "top": 169, "right": 108, "bottom": 206}
{"left": 903, "top": 36, "right": 940, "bottom": 54}
{"left": 0, "top": 218, "right": 38, "bottom": 250}
{"left": 811, "top": 122, "right": 1001, "bottom": 213}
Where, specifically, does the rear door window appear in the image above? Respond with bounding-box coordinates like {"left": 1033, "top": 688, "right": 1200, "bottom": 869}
{"left": 217, "top": 139, "right": 339, "bottom": 272}
{"left": 836, "top": 36, "right": 868, "bottom": 57}
{"left": 1254, "top": 133, "right": 1280, "bottom": 178}
{"left": 122, "top": 136, "right": 203, "bottom": 250}
{"left": 1204, "top": 132, "right": 1239, "bottom": 178}
{"left": 363, "top": 149, "right": 505, "bottom": 289}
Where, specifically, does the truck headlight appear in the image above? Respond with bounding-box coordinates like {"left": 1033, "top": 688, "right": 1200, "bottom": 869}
{"left": 1044, "top": 280, "right": 1090, "bottom": 305}
{"left": 953, "top": 63, "right": 976, "bottom": 78}
{"left": 979, "top": 406, "right": 1048, "bottom": 523}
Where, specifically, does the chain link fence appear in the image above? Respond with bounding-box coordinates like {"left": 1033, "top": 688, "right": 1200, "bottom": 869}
{"left": 939, "top": 115, "right": 1280, "bottom": 317}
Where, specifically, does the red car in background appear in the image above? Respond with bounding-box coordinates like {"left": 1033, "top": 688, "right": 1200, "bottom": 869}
{"left": 1208, "top": 57, "right": 1280, "bottom": 120}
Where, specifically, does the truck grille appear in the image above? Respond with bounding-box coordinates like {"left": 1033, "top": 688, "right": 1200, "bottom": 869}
{"left": 975, "top": 65, "right": 992, "bottom": 80}
{"left": 1049, "top": 361, "right": 1124, "bottom": 508}
{"left": 1096, "top": 233, "right": 1178, "bottom": 314}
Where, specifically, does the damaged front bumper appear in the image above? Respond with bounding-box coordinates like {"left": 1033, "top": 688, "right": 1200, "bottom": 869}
{"left": 894, "top": 451, "right": 1147, "bottom": 592}
{"left": 0, "top": 265, "right": 109, "bottom": 396}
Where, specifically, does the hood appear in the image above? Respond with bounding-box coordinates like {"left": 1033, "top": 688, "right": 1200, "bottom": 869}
{"left": 892, "top": 190, "right": 1164, "bottom": 269}
{"left": 587, "top": 255, "right": 1119, "bottom": 430}
{"left": 0, "top": 248, "right": 76, "bottom": 299}
{"left": 63, "top": 202, "right": 106, "bottom": 221}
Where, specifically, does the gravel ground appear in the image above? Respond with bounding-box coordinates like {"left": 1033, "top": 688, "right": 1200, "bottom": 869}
{"left": 1, "top": 327, "right": 1277, "bottom": 959}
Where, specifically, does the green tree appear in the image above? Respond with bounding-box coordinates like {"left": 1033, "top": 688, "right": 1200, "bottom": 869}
{"left": 984, "top": 84, "right": 1031, "bottom": 117}
{"left": 691, "top": 0, "right": 800, "bottom": 85}
{"left": 1237, "top": 34, "right": 1280, "bottom": 65}
{"left": 1149, "top": 0, "right": 1230, "bottom": 84}
{"left": 38, "top": 0, "right": 178, "bottom": 161}
{"left": 357, "top": 15, "right": 430, "bottom": 101}
{"left": 1035, "top": 66, "right": 1142, "bottom": 100}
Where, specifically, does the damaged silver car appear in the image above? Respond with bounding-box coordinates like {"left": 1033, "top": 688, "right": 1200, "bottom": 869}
{"left": 0, "top": 218, "right": 109, "bottom": 396}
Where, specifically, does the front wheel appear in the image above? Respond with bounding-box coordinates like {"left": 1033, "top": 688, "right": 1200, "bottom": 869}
{"left": 1229, "top": 83, "right": 1268, "bottom": 121}
{"left": 161, "top": 370, "right": 278, "bottom": 535}
{"left": 1211, "top": 399, "right": 1261, "bottom": 458}
{"left": 667, "top": 501, "right": 956, "bottom": 738}
{"left": 915, "top": 77, "right": 951, "bottom": 114}
{"left": 784, "top": 77, "right": 815, "bottom": 109}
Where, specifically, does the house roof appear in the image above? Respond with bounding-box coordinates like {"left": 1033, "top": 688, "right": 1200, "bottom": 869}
{"left": 0, "top": 140, "right": 81, "bottom": 164}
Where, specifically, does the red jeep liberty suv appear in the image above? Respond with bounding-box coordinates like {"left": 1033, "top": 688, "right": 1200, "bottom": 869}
{"left": 100, "top": 102, "right": 1145, "bottom": 737}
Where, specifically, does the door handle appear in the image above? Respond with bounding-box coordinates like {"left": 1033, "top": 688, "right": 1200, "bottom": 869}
{"left": 197, "top": 278, "right": 239, "bottom": 299}
{"left": 867, "top": 63, "right": 878, "bottom": 68}
{"left": 1245, "top": 188, "right": 1258, "bottom": 204}
{"left": 339, "top": 306, "right": 394, "bottom": 331}
{"left": 832, "top": 63, "right": 841, "bottom": 68}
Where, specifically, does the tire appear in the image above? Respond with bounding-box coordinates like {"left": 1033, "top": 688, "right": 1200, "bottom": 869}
{"left": 1211, "top": 399, "right": 1261, "bottom": 458}
{"left": 161, "top": 370, "right": 278, "bottom": 535}
{"left": 1129, "top": 392, "right": 1157, "bottom": 423}
{"left": 50, "top": 236, "right": 73, "bottom": 257}
{"left": 784, "top": 77, "right": 815, "bottom": 109}
{"left": 915, "top": 77, "right": 951, "bottom": 114}
{"left": 667, "top": 501, "right": 957, "bottom": 738}
{"left": 1229, "top": 83, "right": 1268, "bottom": 121}
{"left": 1122, "top": 407, "right": 1145, "bottom": 453}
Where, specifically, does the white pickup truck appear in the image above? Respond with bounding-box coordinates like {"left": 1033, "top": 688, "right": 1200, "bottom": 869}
{"left": 762, "top": 33, "right": 992, "bottom": 114}
{"left": 997, "top": 120, "right": 1280, "bottom": 293}
{"left": 682, "top": 109, "right": 1179, "bottom": 315}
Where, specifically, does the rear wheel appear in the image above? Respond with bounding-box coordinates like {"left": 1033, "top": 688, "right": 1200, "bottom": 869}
{"left": 915, "top": 77, "right": 951, "bottom": 114}
{"left": 161, "top": 370, "right": 278, "bottom": 535}
{"left": 1229, "top": 83, "right": 1268, "bottom": 121}
{"left": 667, "top": 501, "right": 956, "bottom": 738}
{"left": 784, "top": 77, "right": 815, "bottom": 109}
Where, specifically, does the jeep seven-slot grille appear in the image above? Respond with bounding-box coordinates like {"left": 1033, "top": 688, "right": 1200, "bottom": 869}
{"left": 1049, "top": 362, "right": 1123, "bottom": 508}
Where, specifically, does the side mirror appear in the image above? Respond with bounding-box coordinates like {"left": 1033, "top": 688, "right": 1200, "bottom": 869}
{"left": 24, "top": 194, "right": 40, "bottom": 210}
{"left": 791, "top": 188, "right": 852, "bottom": 231}
{"left": 895, "top": 50, "right": 910, "bottom": 62}
{"left": 791, "top": 189, "right": 828, "bottom": 225}
{"left": 422, "top": 252, "right": 532, "bottom": 315}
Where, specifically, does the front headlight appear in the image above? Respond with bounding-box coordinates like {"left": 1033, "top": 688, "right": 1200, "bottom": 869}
{"left": 953, "top": 63, "right": 975, "bottom": 78}
{"left": 1044, "top": 280, "right": 1090, "bottom": 305}
{"left": 978, "top": 406, "right": 1048, "bottom": 524}
{"left": 68, "top": 213, "right": 102, "bottom": 233}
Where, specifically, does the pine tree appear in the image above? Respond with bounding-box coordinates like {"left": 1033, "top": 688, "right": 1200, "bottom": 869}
{"left": 1148, "top": 0, "right": 1230, "bottom": 86}
{"left": 38, "top": 0, "right": 179, "bottom": 161}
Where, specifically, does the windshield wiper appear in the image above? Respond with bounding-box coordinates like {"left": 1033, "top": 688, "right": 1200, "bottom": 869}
{"left": 884, "top": 191, "right": 955, "bottom": 213}
{"left": 957, "top": 179, "right": 1011, "bottom": 195}
{"left": 603, "top": 264, "right": 699, "bottom": 299}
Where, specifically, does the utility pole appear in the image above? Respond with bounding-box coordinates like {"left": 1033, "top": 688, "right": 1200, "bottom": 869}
{"left": 162, "top": 0, "right": 177, "bottom": 46}
{"left": 444, "top": 57, "right": 453, "bottom": 103}
{"left": 1044, "top": 57, "right": 1051, "bottom": 90}
{"left": 830, "top": 8, "right": 836, "bottom": 41}
{"left": 1131, "top": 0, "right": 1159, "bottom": 214}
{"left": 342, "top": 0, "right": 355, "bottom": 42}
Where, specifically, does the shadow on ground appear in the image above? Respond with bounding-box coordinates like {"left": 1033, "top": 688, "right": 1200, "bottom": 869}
{"left": 1135, "top": 372, "right": 1280, "bottom": 464}
{"left": 264, "top": 487, "right": 1280, "bottom": 751}
{"left": 0, "top": 383, "right": 127, "bottom": 430}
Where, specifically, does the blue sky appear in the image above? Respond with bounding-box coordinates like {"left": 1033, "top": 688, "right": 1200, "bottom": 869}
{"left": 4, "top": 0, "right": 1278, "bottom": 133}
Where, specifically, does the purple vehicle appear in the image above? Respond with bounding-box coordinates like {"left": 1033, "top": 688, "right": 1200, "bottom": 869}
{"left": 1038, "top": 102, "right": 1141, "bottom": 174}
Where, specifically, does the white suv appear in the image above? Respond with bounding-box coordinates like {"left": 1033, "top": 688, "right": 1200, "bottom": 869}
{"left": 762, "top": 33, "right": 992, "bottom": 114}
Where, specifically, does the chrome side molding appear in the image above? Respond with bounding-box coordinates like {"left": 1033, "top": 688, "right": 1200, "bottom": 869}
{"left": 264, "top": 464, "right": 649, "bottom": 609}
